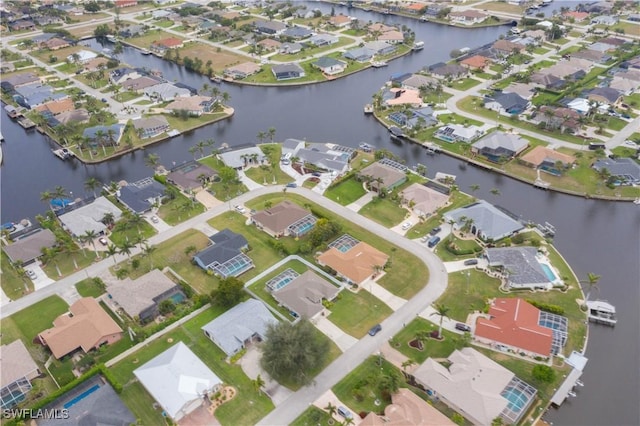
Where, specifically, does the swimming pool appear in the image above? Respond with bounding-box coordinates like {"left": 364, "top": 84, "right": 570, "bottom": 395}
{"left": 170, "top": 293, "right": 185, "bottom": 304}
{"left": 502, "top": 386, "right": 528, "bottom": 412}
{"left": 64, "top": 384, "right": 100, "bottom": 409}
{"left": 540, "top": 263, "right": 557, "bottom": 282}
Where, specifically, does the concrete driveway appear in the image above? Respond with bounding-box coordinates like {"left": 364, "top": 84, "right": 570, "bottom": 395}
{"left": 313, "top": 390, "right": 361, "bottom": 425}
{"left": 313, "top": 316, "right": 358, "bottom": 352}
{"left": 345, "top": 191, "right": 374, "bottom": 212}
{"left": 239, "top": 346, "right": 293, "bottom": 406}
{"left": 359, "top": 277, "right": 407, "bottom": 311}
{"left": 24, "top": 263, "right": 55, "bottom": 291}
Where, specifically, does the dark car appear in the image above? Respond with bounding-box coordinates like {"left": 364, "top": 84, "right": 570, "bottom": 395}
{"left": 455, "top": 323, "right": 471, "bottom": 332}
{"left": 368, "top": 324, "right": 382, "bottom": 336}
{"left": 101, "top": 98, "right": 108, "bottom": 103}
{"left": 311, "top": 172, "right": 321, "bottom": 177}
{"left": 429, "top": 226, "right": 441, "bottom": 236}
{"left": 285, "top": 183, "right": 297, "bottom": 188}
{"left": 463, "top": 258, "right": 478, "bottom": 266}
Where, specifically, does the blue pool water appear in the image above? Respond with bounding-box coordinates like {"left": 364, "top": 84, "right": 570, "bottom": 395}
{"left": 273, "top": 277, "right": 293, "bottom": 291}
{"left": 297, "top": 223, "right": 314, "bottom": 234}
{"left": 540, "top": 263, "right": 557, "bottom": 282}
{"left": 170, "top": 293, "right": 185, "bottom": 304}
{"left": 63, "top": 384, "right": 100, "bottom": 409}
{"left": 502, "top": 387, "right": 527, "bottom": 412}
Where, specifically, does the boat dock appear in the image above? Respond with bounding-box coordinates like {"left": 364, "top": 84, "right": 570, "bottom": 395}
{"left": 17, "top": 117, "right": 36, "bottom": 129}
{"left": 551, "top": 351, "right": 587, "bottom": 406}
{"left": 586, "top": 300, "right": 617, "bottom": 326}
{"left": 371, "top": 61, "right": 388, "bottom": 68}
{"left": 52, "top": 148, "right": 75, "bottom": 161}
{"left": 167, "top": 129, "right": 181, "bottom": 137}
{"left": 364, "top": 104, "right": 373, "bottom": 114}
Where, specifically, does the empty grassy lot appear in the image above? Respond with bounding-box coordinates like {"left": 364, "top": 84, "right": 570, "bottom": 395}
{"left": 324, "top": 176, "right": 367, "bottom": 205}
{"left": 178, "top": 42, "right": 249, "bottom": 73}
{"left": 358, "top": 196, "right": 408, "bottom": 228}
{"left": 328, "top": 290, "right": 392, "bottom": 338}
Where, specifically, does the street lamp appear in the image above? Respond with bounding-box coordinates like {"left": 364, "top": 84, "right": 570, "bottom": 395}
{"left": 466, "top": 270, "right": 471, "bottom": 295}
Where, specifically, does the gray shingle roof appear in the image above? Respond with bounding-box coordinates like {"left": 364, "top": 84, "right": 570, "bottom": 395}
{"left": 117, "top": 178, "right": 165, "bottom": 213}
{"left": 593, "top": 158, "right": 640, "bottom": 183}
{"left": 443, "top": 200, "right": 523, "bottom": 241}
{"left": 472, "top": 131, "right": 529, "bottom": 156}
{"left": 58, "top": 197, "right": 123, "bottom": 237}
{"left": 201, "top": 299, "right": 278, "bottom": 356}
{"left": 194, "top": 229, "right": 248, "bottom": 268}
{"left": 107, "top": 269, "right": 180, "bottom": 319}
{"left": 2, "top": 228, "right": 56, "bottom": 264}
{"left": 486, "top": 247, "right": 549, "bottom": 286}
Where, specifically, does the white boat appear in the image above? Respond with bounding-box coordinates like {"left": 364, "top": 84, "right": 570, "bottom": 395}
{"left": 106, "top": 34, "right": 117, "bottom": 42}
{"left": 140, "top": 48, "right": 151, "bottom": 55}
{"left": 0, "top": 131, "right": 4, "bottom": 142}
{"left": 586, "top": 300, "right": 617, "bottom": 326}
{"left": 412, "top": 41, "right": 424, "bottom": 51}
{"left": 52, "top": 148, "right": 75, "bottom": 160}
{"left": 363, "top": 104, "right": 373, "bottom": 114}
{"left": 359, "top": 142, "right": 372, "bottom": 152}
{"left": 634, "top": 198, "right": 640, "bottom": 205}
{"left": 371, "top": 61, "right": 388, "bottom": 68}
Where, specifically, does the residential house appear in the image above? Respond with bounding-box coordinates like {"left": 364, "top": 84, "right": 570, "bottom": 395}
{"left": 443, "top": 200, "right": 524, "bottom": 241}
{"left": 257, "top": 38, "right": 282, "bottom": 52}
{"left": 115, "top": 0, "right": 138, "bottom": 7}
{"left": 272, "top": 270, "right": 340, "bottom": 319}
{"left": 224, "top": 62, "right": 261, "bottom": 79}
{"left": 532, "top": 106, "right": 581, "bottom": 134}
{"left": 38, "top": 298, "right": 123, "bottom": 359}
{"left": 294, "top": 145, "right": 352, "bottom": 175}
{"left": 586, "top": 87, "right": 622, "bottom": 105}
{"left": 109, "top": 68, "right": 143, "bottom": 85}
{"left": 58, "top": 196, "right": 122, "bottom": 238}
{"left": 404, "top": 2, "right": 427, "bottom": 14}
{"left": 567, "top": 97, "right": 593, "bottom": 115}
{"left": 317, "top": 238, "right": 389, "bottom": 285}
{"left": 312, "top": 57, "right": 347, "bottom": 75}
{"left": 492, "top": 39, "right": 525, "bottom": 56}
{"left": 0, "top": 340, "right": 41, "bottom": 409}
{"left": 34, "top": 98, "right": 75, "bottom": 116}
{"left": 609, "top": 76, "right": 640, "bottom": 95}
{"left": 54, "top": 109, "right": 90, "bottom": 126}
{"left": 152, "top": 9, "right": 172, "bottom": 19}
{"left": 383, "top": 87, "right": 422, "bottom": 107}
{"left": 166, "top": 161, "right": 216, "bottom": 191}
{"left": 193, "top": 229, "right": 254, "bottom": 278}
{"left": 272, "top": 63, "right": 305, "bottom": 81}
{"left": 472, "top": 131, "right": 529, "bottom": 160}
{"left": 218, "top": 145, "right": 265, "bottom": 169}
{"left": 571, "top": 49, "right": 610, "bottom": 64}
{"left": 329, "top": 14, "right": 351, "bottom": 28}
{"left": 378, "top": 30, "right": 404, "bottom": 44}
{"left": 368, "top": 23, "right": 396, "bottom": 33}
{"left": 2, "top": 228, "right": 56, "bottom": 266}
{"left": 460, "top": 55, "right": 490, "bottom": 70}
{"left": 400, "top": 73, "right": 439, "bottom": 90}
{"left": 280, "top": 42, "right": 302, "bottom": 55}
{"left": 475, "top": 298, "right": 567, "bottom": 357}
{"left": 343, "top": 47, "right": 376, "bottom": 62}
{"left": 252, "top": 201, "right": 316, "bottom": 238}
{"left": 598, "top": 37, "right": 627, "bottom": 48}
{"left": 400, "top": 183, "right": 449, "bottom": 217}
{"left": 116, "top": 177, "right": 165, "bottom": 213}
{"left": 144, "top": 83, "right": 190, "bottom": 101}
{"left": 254, "top": 20, "right": 286, "bottom": 35}
{"left": 363, "top": 40, "right": 396, "bottom": 56}
{"left": 484, "top": 92, "right": 529, "bottom": 115}
{"left": 502, "top": 82, "right": 537, "bottom": 101}
{"left": 119, "top": 24, "right": 146, "bottom": 38}
{"left": 202, "top": 299, "right": 278, "bottom": 357}
{"left": 282, "top": 138, "right": 305, "bottom": 156}
{"left": 83, "top": 57, "right": 110, "bottom": 73}
{"left": 82, "top": 123, "right": 124, "bottom": 146}
{"left": 43, "top": 37, "right": 70, "bottom": 50}
{"left": 592, "top": 158, "right": 640, "bottom": 185}
{"left": 13, "top": 83, "right": 68, "bottom": 110}
{"left": 434, "top": 124, "right": 485, "bottom": 143}
{"left": 107, "top": 269, "right": 183, "bottom": 322}
{"left": 428, "top": 63, "right": 467, "bottom": 79}
{"left": 1, "top": 63, "right": 15, "bottom": 73}
{"left": 359, "top": 160, "right": 407, "bottom": 192}
{"left": 134, "top": 342, "right": 222, "bottom": 422}
{"left": 628, "top": 14, "right": 640, "bottom": 22}
{"left": 544, "top": 62, "right": 586, "bottom": 81}
{"left": 10, "top": 20, "right": 36, "bottom": 32}
{"left": 485, "top": 247, "right": 559, "bottom": 290}
{"left": 591, "top": 15, "right": 619, "bottom": 26}
{"left": 165, "top": 95, "right": 216, "bottom": 116}
{"left": 530, "top": 72, "right": 566, "bottom": 90}
{"left": 66, "top": 50, "right": 98, "bottom": 64}
{"left": 282, "top": 26, "right": 313, "bottom": 40}
{"left": 449, "top": 10, "right": 488, "bottom": 25}
{"left": 120, "top": 76, "right": 163, "bottom": 93}
{"left": 150, "top": 37, "right": 184, "bottom": 55}
{"left": 413, "top": 348, "right": 537, "bottom": 425}
{"left": 307, "top": 34, "right": 340, "bottom": 47}
{"left": 562, "top": 11, "right": 590, "bottom": 22}
{"left": 361, "top": 388, "right": 455, "bottom": 426}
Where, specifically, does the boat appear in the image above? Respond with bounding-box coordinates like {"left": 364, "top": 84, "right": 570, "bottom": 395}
{"left": 389, "top": 126, "right": 405, "bottom": 139}
{"left": 586, "top": 300, "right": 617, "bottom": 326}
{"left": 106, "top": 34, "right": 117, "bottom": 42}
{"left": 363, "top": 104, "right": 373, "bottom": 114}
{"left": 412, "top": 41, "right": 424, "bottom": 51}
{"left": 1, "top": 219, "right": 33, "bottom": 239}
{"left": 52, "top": 148, "right": 75, "bottom": 160}
{"left": 541, "top": 0, "right": 552, "bottom": 5}
{"left": 4, "top": 104, "right": 20, "bottom": 119}
{"left": 0, "top": 131, "right": 4, "bottom": 142}
{"left": 140, "top": 48, "right": 151, "bottom": 55}
{"left": 634, "top": 198, "right": 640, "bottom": 205}
{"left": 371, "top": 61, "right": 388, "bottom": 68}
{"left": 359, "top": 142, "right": 372, "bottom": 152}
{"left": 210, "top": 75, "right": 222, "bottom": 83}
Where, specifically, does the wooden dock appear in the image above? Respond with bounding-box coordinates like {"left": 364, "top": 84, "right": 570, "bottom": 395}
{"left": 17, "top": 117, "right": 36, "bottom": 129}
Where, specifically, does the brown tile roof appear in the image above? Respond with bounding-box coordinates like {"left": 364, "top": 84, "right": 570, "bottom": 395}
{"left": 378, "top": 30, "right": 404, "bottom": 41}
{"left": 0, "top": 340, "right": 40, "bottom": 388}
{"left": 83, "top": 57, "right": 110, "bottom": 72}
{"left": 318, "top": 241, "right": 389, "bottom": 284}
{"left": 252, "top": 201, "right": 312, "bottom": 236}
{"left": 520, "top": 146, "right": 576, "bottom": 167}
{"left": 34, "top": 97, "right": 75, "bottom": 115}
{"left": 361, "top": 388, "right": 455, "bottom": 425}
{"left": 56, "top": 108, "right": 90, "bottom": 125}
{"left": 45, "top": 37, "right": 70, "bottom": 49}
{"left": 359, "top": 162, "right": 407, "bottom": 189}
{"left": 165, "top": 95, "right": 214, "bottom": 113}
{"left": 154, "top": 37, "right": 183, "bottom": 48}
{"left": 562, "top": 11, "right": 589, "bottom": 21}
{"left": 330, "top": 15, "right": 351, "bottom": 25}
{"left": 460, "top": 55, "right": 490, "bottom": 69}
{"left": 38, "top": 298, "right": 123, "bottom": 359}
{"left": 492, "top": 39, "right": 525, "bottom": 53}
{"left": 368, "top": 23, "right": 395, "bottom": 33}
{"left": 474, "top": 298, "right": 553, "bottom": 356}
{"left": 400, "top": 183, "right": 449, "bottom": 216}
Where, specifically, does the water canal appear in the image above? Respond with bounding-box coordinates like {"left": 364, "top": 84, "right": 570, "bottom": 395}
{"left": 0, "top": 3, "right": 638, "bottom": 424}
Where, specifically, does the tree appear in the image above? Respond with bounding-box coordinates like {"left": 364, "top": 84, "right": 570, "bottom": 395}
{"left": 532, "top": 364, "right": 556, "bottom": 383}
{"left": 84, "top": 177, "right": 102, "bottom": 197}
{"left": 581, "top": 272, "right": 601, "bottom": 305}
{"left": 252, "top": 374, "right": 265, "bottom": 393}
{"left": 325, "top": 402, "right": 337, "bottom": 419}
{"left": 401, "top": 359, "right": 416, "bottom": 374}
{"left": 211, "top": 276, "right": 245, "bottom": 308}
{"left": 261, "top": 320, "right": 329, "bottom": 387}
{"left": 144, "top": 153, "right": 160, "bottom": 172}
{"left": 118, "top": 240, "right": 134, "bottom": 262}
{"left": 142, "top": 244, "right": 157, "bottom": 269}
{"left": 379, "top": 369, "right": 402, "bottom": 394}
{"left": 267, "top": 127, "right": 276, "bottom": 142}
{"left": 106, "top": 244, "right": 119, "bottom": 267}
{"left": 430, "top": 303, "right": 450, "bottom": 339}
{"left": 159, "top": 299, "right": 176, "bottom": 315}
{"left": 257, "top": 131, "right": 266, "bottom": 143}
{"left": 83, "top": 230, "right": 100, "bottom": 258}
{"left": 102, "top": 212, "right": 115, "bottom": 228}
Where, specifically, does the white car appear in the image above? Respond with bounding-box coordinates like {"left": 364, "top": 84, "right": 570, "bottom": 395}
{"left": 234, "top": 205, "right": 247, "bottom": 214}
{"left": 151, "top": 216, "right": 160, "bottom": 224}
{"left": 401, "top": 222, "right": 412, "bottom": 230}
{"left": 26, "top": 270, "right": 37, "bottom": 280}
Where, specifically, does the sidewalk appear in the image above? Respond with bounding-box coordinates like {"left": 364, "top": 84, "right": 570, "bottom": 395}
{"left": 345, "top": 191, "right": 374, "bottom": 212}
{"left": 359, "top": 278, "right": 407, "bottom": 311}
{"left": 313, "top": 316, "right": 358, "bottom": 352}
{"left": 237, "top": 170, "right": 263, "bottom": 191}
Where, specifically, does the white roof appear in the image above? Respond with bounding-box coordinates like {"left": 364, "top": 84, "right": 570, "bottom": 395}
{"left": 58, "top": 196, "right": 122, "bottom": 237}
{"left": 219, "top": 146, "right": 265, "bottom": 169}
{"left": 134, "top": 342, "right": 222, "bottom": 420}
{"left": 566, "top": 351, "right": 589, "bottom": 371}
{"left": 567, "top": 98, "right": 590, "bottom": 113}
{"left": 67, "top": 50, "right": 97, "bottom": 62}
{"left": 143, "top": 83, "right": 191, "bottom": 100}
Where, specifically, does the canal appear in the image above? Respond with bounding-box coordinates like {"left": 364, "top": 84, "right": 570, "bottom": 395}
{"left": 0, "top": 3, "right": 638, "bottom": 424}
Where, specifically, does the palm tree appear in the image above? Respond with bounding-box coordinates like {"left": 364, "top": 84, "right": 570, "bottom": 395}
{"left": 53, "top": 185, "right": 68, "bottom": 206}
{"left": 490, "top": 188, "right": 501, "bottom": 197}
{"left": 105, "top": 244, "right": 119, "bottom": 266}
{"left": 128, "top": 212, "right": 145, "bottom": 235}
{"left": 401, "top": 358, "right": 416, "bottom": 375}
{"left": 118, "top": 240, "right": 134, "bottom": 262}
{"left": 416, "top": 164, "right": 427, "bottom": 176}
{"left": 40, "top": 190, "right": 54, "bottom": 212}
{"left": 83, "top": 230, "right": 100, "bottom": 258}
{"left": 252, "top": 374, "right": 265, "bottom": 393}
{"left": 430, "top": 303, "right": 450, "bottom": 339}
{"left": 102, "top": 212, "right": 115, "bottom": 228}
{"left": 267, "top": 127, "right": 276, "bottom": 142}
{"left": 256, "top": 131, "right": 266, "bottom": 144}
{"left": 469, "top": 184, "right": 480, "bottom": 194}
{"left": 188, "top": 145, "right": 198, "bottom": 160}
{"left": 581, "top": 272, "right": 601, "bottom": 305}
{"left": 380, "top": 370, "right": 401, "bottom": 394}
{"left": 196, "top": 140, "right": 207, "bottom": 158}
{"left": 142, "top": 244, "right": 157, "bottom": 269}
{"left": 144, "top": 153, "right": 160, "bottom": 172}
{"left": 324, "top": 402, "right": 337, "bottom": 418}
{"left": 84, "top": 177, "right": 102, "bottom": 198}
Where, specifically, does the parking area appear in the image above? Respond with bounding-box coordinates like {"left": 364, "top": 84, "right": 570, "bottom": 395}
{"left": 23, "top": 263, "right": 55, "bottom": 291}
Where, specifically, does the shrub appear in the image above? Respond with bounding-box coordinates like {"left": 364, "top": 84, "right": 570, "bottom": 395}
{"left": 532, "top": 364, "right": 555, "bottom": 383}
{"left": 526, "top": 299, "right": 564, "bottom": 315}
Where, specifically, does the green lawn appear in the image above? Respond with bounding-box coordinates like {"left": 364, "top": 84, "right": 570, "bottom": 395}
{"left": 208, "top": 179, "right": 249, "bottom": 201}
{"left": 450, "top": 78, "right": 482, "bottom": 91}
{"left": 108, "top": 219, "right": 157, "bottom": 247}
{"left": 111, "top": 229, "right": 213, "bottom": 295}
{"left": 245, "top": 194, "right": 429, "bottom": 299}
{"left": 268, "top": 37, "right": 354, "bottom": 62}
{"left": 291, "top": 406, "right": 334, "bottom": 426}
{"left": 611, "top": 146, "right": 639, "bottom": 159}
{"left": 75, "top": 277, "right": 106, "bottom": 298}
{"left": 42, "top": 249, "right": 99, "bottom": 280}
{"left": 328, "top": 290, "right": 392, "bottom": 338}
{"left": 435, "top": 234, "right": 483, "bottom": 262}
{"left": 324, "top": 175, "right": 367, "bottom": 205}
{"left": 437, "top": 269, "right": 501, "bottom": 321}
{"left": 156, "top": 192, "right": 206, "bottom": 225}
{"left": 110, "top": 307, "right": 274, "bottom": 425}
{"left": 244, "top": 163, "right": 293, "bottom": 186}
{"left": 358, "top": 197, "right": 408, "bottom": 228}
{"left": 154, "top": 19, "right": 174, "bottom": 28}
{"left": 0, "top": 296, "right": 69, "bottom": 346}
{"left": 392, "top": 317, "right": 468, "bottom": 363}
{"left": 0, "top": 251, "right": 34, "bottom": 300}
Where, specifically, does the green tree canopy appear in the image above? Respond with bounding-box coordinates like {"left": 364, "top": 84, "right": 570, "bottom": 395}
{"left": 261, "top": 320, "right": 329, "bottom": 386}
{"left": 532, "top": 364, "right": 556, "bottom": 383}
{"left": 211, "top": 276, "right": 245, "bottom": 308}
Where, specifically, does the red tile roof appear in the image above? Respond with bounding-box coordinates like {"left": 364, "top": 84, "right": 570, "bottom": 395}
{"left": 461, "top": 55, "right": 490, "bottom": 69}
{"left": 475, "top": 298, "right": 553, "bottom": 356}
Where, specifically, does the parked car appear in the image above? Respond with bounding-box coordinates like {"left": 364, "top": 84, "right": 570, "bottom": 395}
{"left": 429, "top": 226, "right": 441, "bottom": 236}
{"left": 26, "top": 270, "right": 37, "bottom": 280}
{"left": 234, "top": 205, "right": 247, "bottom": 214}
{"left": 368, "top": 324, "right": 382, "bottom": 336}
{"left": 337, "top": 406, "right": 353, "bottom": 419}
{"left": 455, "top": 323, "right": 471, "bottom": 332}
{"left": 427, "top": 236, "right": 441, "bottom": 248}
{"left": 401, "top": 222, "right": 412, "bottom": 230}
{"left": 463, "top": 258, "right": 478, "bottom": 266}
{"left": 151, "top": 215, "right": 160, "bottom": 223}
{"left": 101, "top": 98, "right": 108, "bottom": 103}
{"left": 285, "top": 183, "right": 297, "bottom": 188}
{"left": 98, "top": 237, "right": 108, "bottom": 246}
{"left": 311, "top": 172, "right": 321, "bottom": 177}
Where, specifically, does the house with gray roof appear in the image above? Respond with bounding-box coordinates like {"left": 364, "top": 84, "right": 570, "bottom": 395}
{"left": 82, "top": 124, "right": 125, "bottom": 145}
{"left": 58, "top": 197, "right": 122, "bottom": 238}
{"left": 272, "top": 270, "right": 340, "bottom": 319}
{"left": 143, "top": 83, "right": 190, "bottom": 101}
{"left": 280, "top": 42, "right": 303, "bottom": 54}
{"left": 116, "top": 177, "right": 165, "bottom": 214}
{"left": 166, "top": 161, "right": 216, "bottom": 191}
{"left": 343, "top": 47, "right": 376, "bottom": 62}
{"left": 428, "top": 63, "right": 468, "bottom": 79}
{"left": 484, "top": 92, "right": 529, "bottom": 115}
{"left": 295, "top": 144, "right": 352, "bottom": 175}
{"left": 486, "top": 247, "right": 556, "bottom": 289}
{"left": 132, "top": 116, "right": 170, "bottom": 139}
{"left": 254, "top": 20, "right": 286, "bottom": 35}
{"left": 443, "top": 200, "right": 524, "bottom": 241}
{"left": 312, "top": 56, "right": 347, "bottom": 75}
{"left": 307, "top": 34, "right": 340, "bottom": 46}
{"left": 586, "top": 87, "right": 622, "bottom": 105}
{"left": 193, "top": 229, "right": 253, "bottom": 278}
{"left": 1, "top": 340, "right": 41, "bottom": 409}
{"left": 13, "top": 83, "right": 68, "bottom": 109}
{"left": 272, "top": 63, "right": 305, "bottom": 81}
{"left": 592, "top": 158, "right": 640, "bottom": 185}
{"left": 3, "top": 228, "right": 56, "bottom": 265}
{"left": 202, "top": 299, "right": 278, "bottom": 357}
{"left": 472, "top": 131, "right": 529, "bottom": 161}
{"left": 252, "top": 201, "right": 316, "bottom": 238}
{"left": 218, "top": 145, "right": 265, "bottom": 169}
{"left": 1, "top": 72, "right": 40, "bottom": 90}
{"left": 282, "top": 138, "right": 305, "bottom": 156}
{"left": 359, "top": 161, "right": 407, "bottom": 192}
{"left": 363, "top": 40, "right": 396, "bottom": 55}
{"left": 107, "top": 269, "right": 184, "bottom": 322}
{"left": 590, "top": 15, "right": 618, "bottom": 26}
{"left": 282, "top": 26, "right": 313, "bottom": 39}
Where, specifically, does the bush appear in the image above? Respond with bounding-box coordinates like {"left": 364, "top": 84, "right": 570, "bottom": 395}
{"left": 526, "top": 299, "right": 564, "bottom": 315}
{"left": 532, "top": 364, "right": 555, "bottom": 383}
{"left": 159, "top": 299, "right": 176, "bottom": 315}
